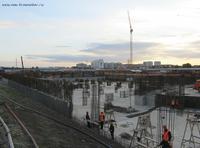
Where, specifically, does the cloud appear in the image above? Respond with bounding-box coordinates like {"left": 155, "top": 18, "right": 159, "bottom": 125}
{"left": 158, "top": 49, "right": 200, "bottom": 59}
{"left": 55, "top": 45, "right": 72, "bottom": 48}
{"left": 82, "top": 41, "right": 160, "bottom": 55}
{"left": 25, "top": 41, "right": 162, "bottom": 64}
{"left": 0, "top": 21, "right": 18, "bottom": 29}
{"left": 25, "top": 54, "right": 109, "bottom": 63}
{"left": 188, "top": 40, "right": 200, "bottom": 49}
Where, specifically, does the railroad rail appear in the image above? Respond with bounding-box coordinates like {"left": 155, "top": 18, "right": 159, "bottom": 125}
{"left": 4, "top": 103, "right": 39, "bottom": 148}
{"left": 0, "top": 94, "right": 123, "bottom": 148}
{"left": 0, "top": 116, "right": 14, "bottom": 148}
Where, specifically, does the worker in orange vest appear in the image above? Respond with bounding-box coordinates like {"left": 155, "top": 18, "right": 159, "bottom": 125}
{"left": 99, "top": 111, "right": 105, "bottom": 129}
{"left": 158, "top": 125, "right": 172, "bottom": 148}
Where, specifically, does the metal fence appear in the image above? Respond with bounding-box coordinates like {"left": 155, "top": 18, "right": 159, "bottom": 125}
{"left": 8, "top": 80, "right": 72, "bottom": 118}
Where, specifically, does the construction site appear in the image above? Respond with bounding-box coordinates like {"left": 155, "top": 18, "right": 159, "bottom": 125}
{"left": 0, "top": 69, "right": 200, "bottom": 148}
{"left": 1, "top": 19, "right": 200, "bottom": 148}
{"left": 1, "top": 1, "right": 200, "bottom": 147}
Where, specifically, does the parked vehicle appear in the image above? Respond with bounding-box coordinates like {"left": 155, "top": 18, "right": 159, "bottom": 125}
{"left": 194, "top": 80, "right": 200, "bottom": 91}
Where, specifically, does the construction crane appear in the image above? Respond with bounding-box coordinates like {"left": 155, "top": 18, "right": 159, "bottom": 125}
{"left": 16, "top": 58, "right": 18, "bottom": 68}
{"left": 127, "top": 11, "right": 133, "bottom": 65}
{"left": 21, "top": 56, "right": 24, "bottom": 69}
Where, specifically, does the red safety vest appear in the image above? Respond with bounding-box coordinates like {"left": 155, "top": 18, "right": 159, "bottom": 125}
{"left": 163, "top": 130, "right": 169, "bottom": 141}
{"left": 99, "top": 113, "right": 105, "bottom": 122}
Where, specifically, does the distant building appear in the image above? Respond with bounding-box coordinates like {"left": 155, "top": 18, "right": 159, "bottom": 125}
{"left": 123, "top": 64, "right": 143, "bottom": 69}
{"left": 76, "top": 63, "right": 88, "bottom": 69}
{"left": 91, "top": 59, "right": 104, "bottom": 69}
{"left": 143, "top": 61, "right": 153, "bottom": 67}
{"left": 161, "top": 64, "right": 174, "bottom": 68}
{"left": 104, "top": 62, "right": 122, "bottom": 69}
{"left": 154, "top": 61, "right": 161, "bottom": 67}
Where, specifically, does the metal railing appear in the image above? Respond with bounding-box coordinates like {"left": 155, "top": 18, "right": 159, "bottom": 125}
{"left": 0, "top": 116, "right": 14, "bottom": 148}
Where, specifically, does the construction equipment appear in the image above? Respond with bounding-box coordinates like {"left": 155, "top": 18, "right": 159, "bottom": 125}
{"left": 91, "top": 83, "right": 99, "bottom": 121}
{"left": 21, "top": 56, "right": 24, "bottom": 69}
{"left": 104, "top": 109, "right": 116, "bottom": 128}
{"left": 193, "top": 79, "right": 200, "bottom": 92}
{"left": 127, "top": 11, "right": 133, "bottom": 65}
{"left": 82, "top": 81, "right": 89, "bottom": 106}
{"left": 128, "top": 81, "right": 134, "bottom": 111}
{"left": 129, "top": 114, "right": 158, "bottom": 148}
{"left": 16, "top": 58, "right": 18, "bottom": 68}
{"left": 157, "top": 107, "right": 176, "bottom": 147}
{"left": 181, "top": 112, "right": 200, "bottom": 148}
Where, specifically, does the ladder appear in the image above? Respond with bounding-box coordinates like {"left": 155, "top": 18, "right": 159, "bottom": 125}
{"left": 180, "top": 112, "right": 200, "bottom": 148}
{"left": 129, "top": 114, "right": 158, "bottom": 148}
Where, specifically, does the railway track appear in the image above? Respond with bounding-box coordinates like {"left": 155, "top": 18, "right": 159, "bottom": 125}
{"left": 4, "top": 103, "right": 39, "bottom": 148}
{"left": 0, "top": 101, "right": 36, "bottom": 148}
{"left": 0, "top": 85, "right": 124, "bottom": 148}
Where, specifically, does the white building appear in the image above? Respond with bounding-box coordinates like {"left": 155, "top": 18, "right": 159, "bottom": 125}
{"left": 91, "top": 59, "right": 104, "bottom": 69}
{"left": 154, "top": 61, "right": 161, "bottom": 66}
{"left": 143, "top": 61, "right": 153, "bottom": 67}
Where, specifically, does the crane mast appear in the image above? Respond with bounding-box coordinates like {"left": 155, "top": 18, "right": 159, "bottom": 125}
{"left": 127, "top": 11, "right": 133, "bottom": 65}
{"left": 21, "top": 56, "right": 24, "bottom": 69}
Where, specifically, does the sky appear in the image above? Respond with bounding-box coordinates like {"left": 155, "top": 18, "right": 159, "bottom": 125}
{"left": 1, "top": 0, "right": 200, "bottom": 67}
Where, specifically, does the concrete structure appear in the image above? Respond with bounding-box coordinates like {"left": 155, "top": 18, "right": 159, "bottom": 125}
{"left": 143, "top": 61, "right": 153, "bottom": 67}
{"left": 91, "top": 59, "right": 104, "bottom": 69}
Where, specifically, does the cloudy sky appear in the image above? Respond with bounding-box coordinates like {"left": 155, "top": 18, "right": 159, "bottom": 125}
{"left": 1, "top": 0, "right": 200, "bottom": 67}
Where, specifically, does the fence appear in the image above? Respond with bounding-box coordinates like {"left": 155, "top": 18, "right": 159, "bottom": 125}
{"left": 8, "top": 80, "right": 73, "bottom": 118}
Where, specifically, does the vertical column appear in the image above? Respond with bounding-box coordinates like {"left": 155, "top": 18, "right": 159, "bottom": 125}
{"left": 91, "top": 82, "right": 98, "bottom": 121}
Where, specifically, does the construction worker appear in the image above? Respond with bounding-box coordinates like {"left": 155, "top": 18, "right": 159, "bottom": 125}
{"left": 85, "top": 112, "right": 91, "bottom": 128}
{"left": 158, "top": 125, "right": 172, "bottom": 148}
{"left": 99, "top": 111, "right": 105, "bottom": 129}
{"left": 171, "top": 99, "right": 175, "bottom": 108}
{"left": 109, "top": 122, "right": 114, "bottom": 140}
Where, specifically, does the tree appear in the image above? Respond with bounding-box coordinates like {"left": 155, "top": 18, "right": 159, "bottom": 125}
{"left": 182, "top": 63, "right": 192, "bottom": 68}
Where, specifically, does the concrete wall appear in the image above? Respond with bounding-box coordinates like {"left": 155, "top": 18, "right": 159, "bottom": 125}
{"left": 155, "top": 94, "right": 200, "bottom": 109}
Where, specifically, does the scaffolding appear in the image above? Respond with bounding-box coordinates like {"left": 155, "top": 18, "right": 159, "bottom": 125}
{"left": 90, "top": 81, "right": 100, "bottom": 122}
{"left": 129, "top": 114, "right": 158, "bottom": 148}
{"left": 82, "top": 81, "right": 89, "bottom": 106}
{"left": 128, "top": 81, "right": 135, "bottom": 112}
{"left": 104, "top": 109, "right": 116, "bottom": 129}
{"left": 157, "top": 107, "right": 176, "bottom": 145}
{"left": 91, "top": 83, "right": 98, "bottom": 121}
{"left": 180, "top": 112, "right": 200, "bottom": 148}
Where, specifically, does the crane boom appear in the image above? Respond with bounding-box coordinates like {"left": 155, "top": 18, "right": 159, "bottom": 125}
{"left": 127, "top": 11, "right": 133, "bottom": 32}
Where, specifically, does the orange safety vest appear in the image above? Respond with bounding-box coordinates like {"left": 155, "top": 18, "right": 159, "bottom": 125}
{"left": 162, "top": 130, "right": 169, "bottom": 141}
{"left": 171, "top": 100, "right": 175, "bottom": 106}
{"left": 99, "top": 113, "right": 105, "bottom": 122}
